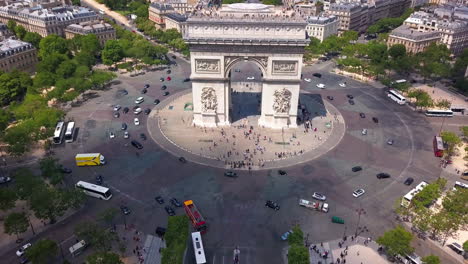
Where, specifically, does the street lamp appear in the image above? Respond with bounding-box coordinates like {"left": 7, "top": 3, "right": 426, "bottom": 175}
{"left": 354, "top": 207, "right": 366, "bottom": 237}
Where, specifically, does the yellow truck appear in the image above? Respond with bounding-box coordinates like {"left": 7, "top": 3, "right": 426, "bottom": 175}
{"left": 75, "top": 153, "right": 106, "bottom": 166}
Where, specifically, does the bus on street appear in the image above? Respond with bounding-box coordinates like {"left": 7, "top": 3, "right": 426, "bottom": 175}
{"left": 425, "top": 109, "right": 453, "bottom": 117}
{"left": 184, "top": 200, "right": 207, "bottom": 233}
{"left": 75, "top": 181, "right": 112, "bottom": 200}
{"left": 53, "top": 121, "right": 66, "bottom": 144}
{"left": 191, "top": 232, "right": 206, "bottom": 264}
{"left": 387, "top": 90, "right": 406, "bottom": 105}
{"left": 401, "top": 181, "right": 428, "bottom": 208}
{"left": 433, "top": 136, "right": 444, "bottom": 157}
{"left": 64, "top": 121, "right": 75, "bottom": 143}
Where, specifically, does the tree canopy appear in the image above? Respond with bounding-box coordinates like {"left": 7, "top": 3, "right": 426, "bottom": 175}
{"left": 87, "top": 252, "right": 124, "bottom": 264}
{"left": 3, "top": 212, "right": 29, "bottom": 240}
{"left": 25, "top": 239, "right": 58, "bottom": 264}
{"left": 377, "top": 225, "right": 414, "bottom": 257}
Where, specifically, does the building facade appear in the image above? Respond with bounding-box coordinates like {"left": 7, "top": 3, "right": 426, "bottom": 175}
{"left": 306, "top": 15, "right": 338, "bottom": 42}
{"left": 164, "top": 13, "right": 187, "bottom": 34}
{"left": 164, "top": 0, "right": 198, "bottom": 14}
{"left": 64, "top": 20, "right": 116, "bottom": 46}
{"left": 0, "top": 4, "right": 97, "bottom": 37}
{"left": 0, "top": 38, "right": 37, "bottom": 72}
{"left": 404, "top": 11, "right": 468, "bottom": 55}
{"left": 387, "top": 24, "right": 440, "bottom": 54}
{"left": 148, "top": 2, "right": 174, "bottom": 29}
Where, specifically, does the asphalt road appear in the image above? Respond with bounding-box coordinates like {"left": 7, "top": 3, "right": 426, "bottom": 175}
{"left": 2, "top": 58, "right": 462, "bottom": 264}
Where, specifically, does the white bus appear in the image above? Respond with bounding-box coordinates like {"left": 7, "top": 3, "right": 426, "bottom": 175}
{"left": 387, "top": 89, "right": 406, "bottom": 105}
{"left": 401, "top": 181, "right": 428, "bottom": 208}
{"left": 75, "top": 181, "right": 112, "bottom": 200}
{"left": 69, "top": 240, "right": 87, "bottom": 257}
{"left": 191, "top": 232, "right": 206, "bottom": 264}
{"left": 53, "top": 121, "right": 66, "bottom": 144}
{"left": 64, "top": 121, "right": 75, "bottom": 143}
{"left": 425, "top": 109, "right": 453, "bottom": 117}
{"left": 394, "top": 79, "right": 407, "bottom": 84}
{"left": 453, "top": 181, "right": 468, "bottom": 190}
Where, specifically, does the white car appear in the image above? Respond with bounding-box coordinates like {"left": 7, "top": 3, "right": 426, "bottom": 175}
{"left": 109, "top": 132, "right": 115, "bottom": 139}
{"left": 124, "top": 131, "right": 129, "bottom": 139}
{"left": 339, "top": 83, "right": 346, "bottom": 87}
{"left": 133, "top": 107, "right": 142, "bottom": 115}
{"left": 352, "top": 189, "right": 365, "bottom": 198}
{"left": 304, "top": 78, "right": 312, "bottom": 82}
{"left": 316, "top": 83, "right": 325, "bottom": 89}
{"left": 247, "top": 76, "right": 255, "bottom": 80}
{"left": 361, "top": 129, "right": 367, "bottom": 135}
{"left": 113, "top": 105, "right": 121, "bottom": 111}
{"left": 135, "top": 97, "right": 144, "bottom": 104}
{"left": 312, "top": 192, "right": 326, "bottom": 201}
{"left": 134, "top": 118, "right": 140, "bottom": 126}
{"left": 16, "top": 243, "right": 32, "bottom": 257}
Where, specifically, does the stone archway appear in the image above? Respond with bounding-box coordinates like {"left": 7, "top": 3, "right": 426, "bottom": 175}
{"left": 185, "top": 3, "right": 309, "bottom": 129}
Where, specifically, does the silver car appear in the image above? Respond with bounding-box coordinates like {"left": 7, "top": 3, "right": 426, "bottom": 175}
{"left": 312, "top": 192, "right": 326, "bottom": 201}
{"left": 352, "top": 189, "right": 365, "bottom": 198}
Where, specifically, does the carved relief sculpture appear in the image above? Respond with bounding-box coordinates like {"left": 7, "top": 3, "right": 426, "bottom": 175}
{"left": 195, "top": 59, "right": 220, "bottom": 73}
{"left": 272, "top": 60, "right": 297, "bottom": 74}
{"left": 201, "top": 87, "right": 218, "bottom": 112}
{"left": 273, "top": 88, "right": 292, "bottom": 114}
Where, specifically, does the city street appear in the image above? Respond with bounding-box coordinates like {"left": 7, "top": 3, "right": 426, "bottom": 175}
{"left": 1, "top": 58, "right": 461, "bottom": 264}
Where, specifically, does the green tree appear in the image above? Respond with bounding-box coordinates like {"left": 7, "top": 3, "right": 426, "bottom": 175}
{"left": 161, "top": 215, "right": 189, "bottom": 264}
{"left": 451, "top": 49, "right": 468, "bottom": 94}
{"left": 102, "top": 40, "right": 124, "bottom": 66}
{"left": 25, "top": 239, "right": 58, "bottom": 264}
{"left": 75, "top": 222, "right": 118, "bottom": 252}
{"left": 2, "top": 123, "right": 33, "bottom": 156}
{"left": 417, "top": 43, "right": 451, "bottom": 81}
{"left": 342, "top": 30, "right": 358, "bottom": 42}
{"left": 412, "top": 181, "right": 442, "bottom": 209}
{"left": 288, "top": 245, "right": 309, "bottom": 264}
{"left": 422, "top": 255, "right": 440, "bottom": 264}
{"left": 388, "top": 44, "right": 406, "bottom": 58}
{"left": 7, "top": 20, "right": 16, "bottom": 31}
{"left": 12, "top": 168, "right": 44, "bottom": 200}
{"left": 39, "top": 157, "right": 64, "bottom": 185}
{"left": 0, "top": 108, "right": 12, "bottom": 133}
{"left": 86, "top": 251, "right": 123, "bottom": 264}
{"left": 14, "top": 25, "right": 27, "bottom": 39}
{"left": 367, "top": 42, "right": 388, "bottom": 64}
{"left": 33, "top": 71, "right": 56, "bottom": 89}
{"left": 56, "top": 60, "right": 77, "bottom": 79}
{"left": 39, "top": 35, "right": 69, "bottom": 58}
{"left": 440, "top": 131, "right": 461, "bottom": 156}
{"left": 23, "top": 32, "right": 43, "bottom": 48}
{"left": 0, "top": 71, "right": 32, "bottom": 106}
{"left": 288, "top": 225, "right": 304, "bottom": 246}
{"left": 407, "top": 89, "right": 433, "bottom": 109}
{"left": 74, "top": 51, "right": 96, "bottom": 67}
{"left": 37, "top": 53, "right": 69, "bottom": 74}
{"left": 4, "top": 212, "right": 29, "bottom": 240}
{"left": 98, "top": 208, "right": 119, "bottom": 227}
{"left": 80, "top": 34, "right": 101, "bottom": 55}
{"left": 377, "top": 225, "right": 414, "bottom": 257}
{"left": 435, "top": 99, "right": 451, "bottom": 109}
{"left": 464, "top": 240, "right": 468, "bottom": 252}
{"left": 72, "top": 0, "right": 81, "bottom": 5}
{"left": 460, "top": 126, "right": 468, "bottom": 139}
{"left": 0, "top": 188, "right": 17, "bottom": 211}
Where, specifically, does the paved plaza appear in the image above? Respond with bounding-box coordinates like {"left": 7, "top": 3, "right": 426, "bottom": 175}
{"left": 149, "top": 82, "right": 345, "bottom": 169}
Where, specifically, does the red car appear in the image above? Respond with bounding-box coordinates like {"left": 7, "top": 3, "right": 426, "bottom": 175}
{"left": 166, "top": 76, "right": 171, "bottom": 81}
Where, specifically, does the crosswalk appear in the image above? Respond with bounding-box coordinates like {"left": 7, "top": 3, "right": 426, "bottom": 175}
{"left": 185, "top": 246, "right": 257, "bottom": 264}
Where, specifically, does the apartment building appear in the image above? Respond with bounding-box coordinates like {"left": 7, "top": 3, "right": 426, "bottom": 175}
{"left": 164, "top": 13, "right": 187, "bottom": 34}
{"left": 404, "top": 11, "right": 468, "bottom": 55}
{"left": 64, "top": 20, "right": 116, "bottom": 46}
{"left": 0, "top": 37, "right": 37, "bottom": 72}
{"left": 306, "top": 15, "right": 339, "bottom": 41}
{"left": 148, "top": 2, "right": 174, "bottom": 29}
{"left": 0, "top": 4, "right": 98, "bottom": 37}
{"left": 327, "top": 3, "right": 369, "bottom": 34}
{"left": 388, "top": 24, "right": 440, "bottom": 54}
{"left": 162, "top": 0, "right": 198, "bottom": 14}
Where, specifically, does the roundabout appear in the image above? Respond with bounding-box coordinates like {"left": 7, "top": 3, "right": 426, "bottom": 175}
{"left": 148, "top": 83, "right": 346, "bottom": 170}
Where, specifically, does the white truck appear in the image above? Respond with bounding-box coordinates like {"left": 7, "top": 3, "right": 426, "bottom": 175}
{"left": 69, "top": 240, "right": 87, "bottom": 257}
{"left": 299, "top": 199, "right": 329, "bottom": 213}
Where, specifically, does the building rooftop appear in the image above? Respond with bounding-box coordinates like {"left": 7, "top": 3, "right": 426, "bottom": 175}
{"left": 65, "top": 20, "right": 115, "bottom": 34}
{"left": 306, "top": 15, "right": 337, "bottom": 24}
{"left": 328, "top": 2, "right": 363, "bottom": 12}
{"left": 0, "top": 4, "right": 97, "bottom": 22}
{"left": 390, "top": 25, "right": 440, "bottom": 41}
{"left": 149, "top": 2, "right": 175, "bottom": 12}
{"left": 0, "top": 38, "right": 34, "bottom": 58}
{"left": 165, "top": 12, "right": 188, "bottom": 22}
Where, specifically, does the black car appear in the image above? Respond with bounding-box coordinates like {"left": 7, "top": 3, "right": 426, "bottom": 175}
{"left": 121, "top": 123, "right": 127, "bottom": 130}
{"left": 179, "top": 157, "right": 187, "bottom": 163}
{"left": 352, "top": 166, "right": 362, "bottom": 172}
{"left": 60, "top": 167, "right": 72, "bottom": 174}
{"left": 346, "top": 94, "right": 354, "bottom": 99}
{"left": 224, "top": 171, "right": 238, "bottom": 178}
{"left": 154, "top": 99, "right": 160, "bottom": 105}
{"left": 155, "top": 196, "right": 164, "bottom": 204}
{"left": 183, "top": 78, "right": 190, "bottom": 82}
{"left": 141, "top": 88, "right": 147, "bottom": 94}
{"left": 140, "top": 133, "right": 147, "bottom": 140}
{"left": 278, "top": 170, "right": 287, "bottom": 176}
{"left": 348, "top": 99, "right": 355, "bottom": 105}
{"left": 19, "top": 256, "right": 28, "bottom": 264}
{"left": 165, "top": 206, "right": 175, "bottom": 216}
{"left": 376, "top": 173, "right": 391, "bottom": 179}
{"left": 326, "top": 96, "right": 334, "bottom": 100}
{"left": 404, "top": 177, "right": 414, "bottom": 185}
{"left": 372, "top": 117, "right": 379, "bottom": 123}
{"left": 144, "top": 108, "right": 151, "bottom": 115}
{"left": 155, "top": 227, "right": 166, "bottom": 237}
{"left": 160, "top": 77, "right": 164, "bottom": 82}
{"left": 359, "top": 113, "right": 366, "bottom": 118}
{"left": 131, "top": 140, "right": 143, "bottom": 149}
{"left": 120, "top": 205, "right": 131, "bottom": 215}
{"left": 96, "top": 175, "right": 103, "bottom": 185}
{"left": 166, "top": 70, "right": 171, "bottom": 74}
{"left": 0, "top": 176, "right": 11, "bottom": 184}
{"left": 312, "top": 73, "right": 322, "bottom": 78}
{"left": 170, "top": 198, "right": 182, "bottom": 207}
{"left": 113, "top": 112, "right": 120, "bottom": 118}
{"left": 161, "top": 85, "right": 167, "bottom": 90}
{"left": 265, "top": 200, "right": 280, "bottom": 211}
{"left": 163, "top": 91, "right": 170, "bottom": 96}
{"left": 144, "top": 84, "right": 150, "bottom": 88}
{"left": 172, "top": 55, "right": 176, "bottom": 59}
{"left": 123, "top": 107, "right": 129, "bottom": 114}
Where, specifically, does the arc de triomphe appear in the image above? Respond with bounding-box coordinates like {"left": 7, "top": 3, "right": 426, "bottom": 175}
{"left": 184, "top": 3, "right": 309, "bottom": 129}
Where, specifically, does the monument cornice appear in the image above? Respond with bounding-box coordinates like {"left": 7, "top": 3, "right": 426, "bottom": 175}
{"left": 186, "top": 20, "right": 308, "bottom": 27}
{"left": 185, "top": 38, "right": 310, "bottom": 46}
{"left": 188, "top": 44, "right": 307, "bottom": 54}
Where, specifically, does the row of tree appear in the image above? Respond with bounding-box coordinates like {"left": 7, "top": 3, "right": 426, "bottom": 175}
{"left": 287, "top": 225, "right": 309, "bottom": 264}
{"left": 366, "top": 8, "right": 414, "bottom": 34}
